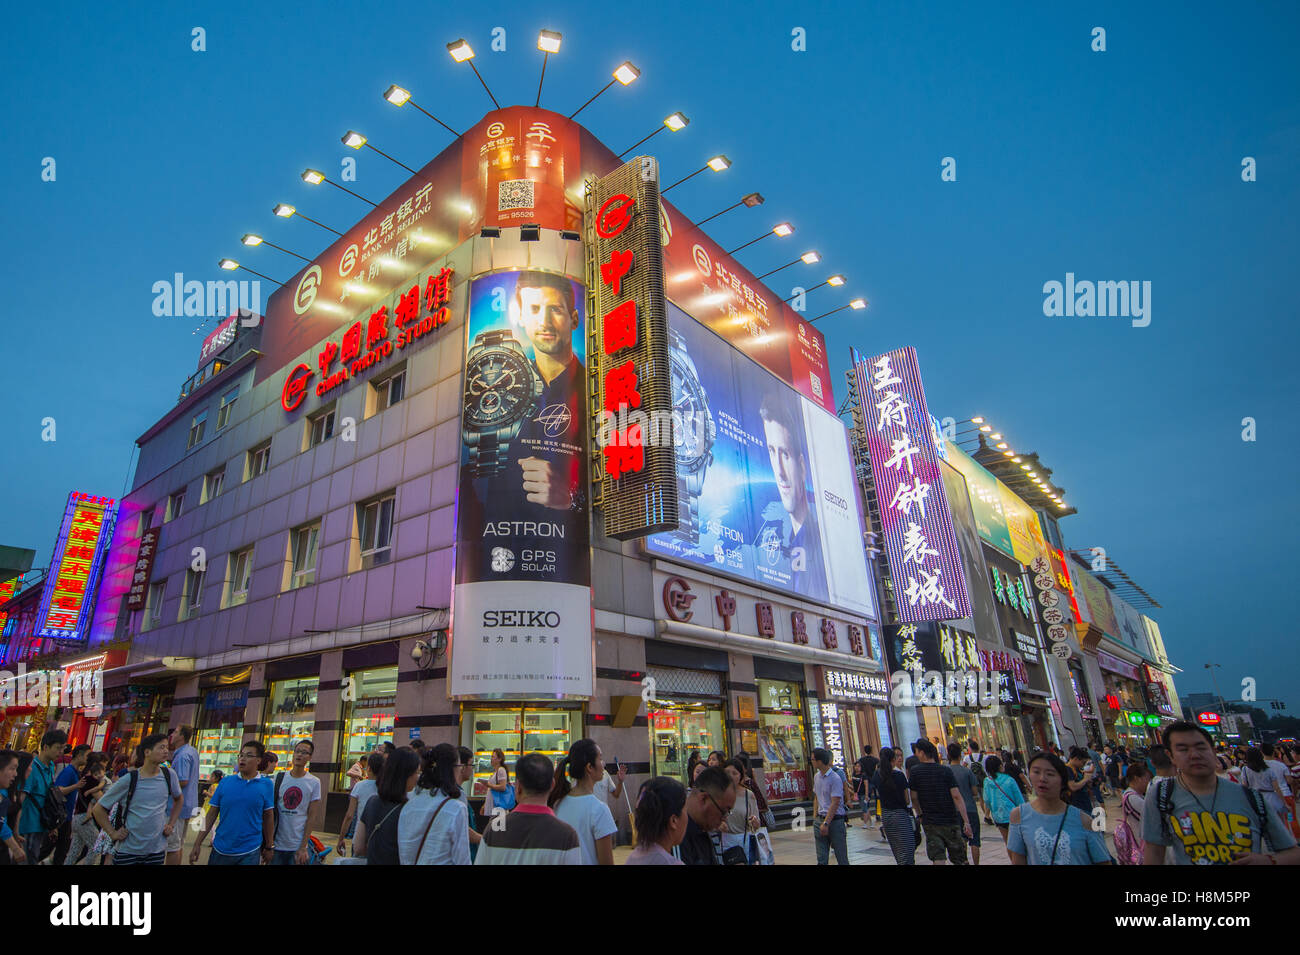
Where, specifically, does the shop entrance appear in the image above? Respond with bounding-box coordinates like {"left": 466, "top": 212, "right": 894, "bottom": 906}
{"left": 460, "top": 704, "right": 581, "bottom": 797}
{"left": 757, "top": 678, "right": 809, "bottom": 801}
{"left": 197, "top": 685, "right": 249, "bottom": 779}
{"left": 337, "top": 667, "right": 397, "bottom": 790}
{"left": 266, "top": 676, "right": 319, "bottom": 767}
{"left": 648, "top": 700, "right": 725, "bottom": 786}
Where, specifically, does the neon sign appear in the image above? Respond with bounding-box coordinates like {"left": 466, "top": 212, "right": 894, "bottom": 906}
{"left": 34, "top": 492, "right": 116, "bottom": 642}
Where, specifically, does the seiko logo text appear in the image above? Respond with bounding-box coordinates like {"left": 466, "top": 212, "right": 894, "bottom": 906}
{"left": 482, "top": 611, "right": 562, "bottom": 628}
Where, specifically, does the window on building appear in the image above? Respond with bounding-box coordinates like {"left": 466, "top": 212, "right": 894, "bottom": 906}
{"left": 246, "top": 441, "right": 271, "bottom": 481}
{"left": 187, "top": 410, "right": 207, "bottom": 450}
{"left": 216, "top": 386, "right": 239, "bottom": 431}
{"left": 224, "top": 547, "right": 254, "bottom": 608}
{"left": 181, "top": 567, "right": 205, "bottom": 620}
{"left": 357, "top": 493, "right": 395, "bottom": 568}
{"left": 139, "top": 508, "right": 154, "bottom": 536}
{"left": 165, "top": 489, "right": 186, "bottom": 523}
{"left": 368, "top": 366, "right": 406, "bottom": 418}
{"left": 143, "top": 580, "right": 165, "bottom": 631}
{"left": 287, "top": 521, "right": 320, "bottom": 590}
{"left": 202, "top": 467, "right": 225, "bottom": 504}
{"left": 307, "top": 406, "right": 336, "bottom": 449}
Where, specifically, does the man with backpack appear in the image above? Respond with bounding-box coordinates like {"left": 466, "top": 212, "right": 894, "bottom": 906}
{"left": 90, "top": 733, "right": 182, "bottom": 866}
{"left": 1143, "top": 721, "right": 1300, "bottom": 865}
{"left": 19, "top": 729, "right": 71, "bottom": 864}
{"left": 271, "top": 739, "right": 323, "bottom": 865}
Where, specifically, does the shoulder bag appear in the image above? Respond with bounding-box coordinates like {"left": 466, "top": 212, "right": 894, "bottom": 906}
{"left": 412, "top": 795, "right": 453, "bottom": 864}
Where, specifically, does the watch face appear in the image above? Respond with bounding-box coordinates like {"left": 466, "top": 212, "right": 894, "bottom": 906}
{"left": 465, "top": 348, "right": 535, "bottom": 429}
{"left": 670, "top": 355, "right": 711, "bottom": 470}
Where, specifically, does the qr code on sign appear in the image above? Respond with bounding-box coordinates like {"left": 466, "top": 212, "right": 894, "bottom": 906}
{"left": 498, "top": 179, "right": 534, "bottom": 211}
{"left": 809, "top": 373, "right": 823, "bottom": 400}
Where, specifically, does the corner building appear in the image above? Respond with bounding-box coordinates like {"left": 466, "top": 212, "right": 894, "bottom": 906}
{"left": 92, "top": 106, "right": 887, "bottom": 829}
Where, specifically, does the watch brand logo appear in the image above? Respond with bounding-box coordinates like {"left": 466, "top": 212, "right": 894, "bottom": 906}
{"left": 662, "top": 576, "right": 696, "bottom": 622}
{"left": 482, "top": 610, "right": 561, "bottom": 628}
{"left": 489, "top": 547, "right": 515, "bottom": 572}
{"left": 482, "top": 521, "right": 565, "bottom": 538}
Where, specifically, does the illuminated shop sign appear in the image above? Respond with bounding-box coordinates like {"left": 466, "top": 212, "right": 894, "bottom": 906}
{"left": 1197, "top": 711, "right": 1221, "bottom": 726}
{"left": 124, "top": 528, "right": 161, "bottom": 613}
{"left": 822, "top": 668, "right": 889, "bottom": 705}
{"left": 1145, "top": 714, "right": 1161, "bottom": 727}
{"left": 281, "top": 265, "right": 455, "bottom": 412}
{"left": 34, "top": 493, "right": 116, "bottom": 642}
{"left": 0, "top": 573, "right": 23, "bottom": 633}
{"left": 853, "top": 346, "right": 970, "bottom": 622}
{"left": 991, "top": 567, "right": 1033, "bottom": 619}
{"left": 820, "top": 701, "right": 845, "bottom": 769}
{"left": 585, "top": 156, "right": 677, "bottom": 539}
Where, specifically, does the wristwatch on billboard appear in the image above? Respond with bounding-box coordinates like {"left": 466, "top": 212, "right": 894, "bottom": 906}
{"left": 668, "top": 326, "right": 716, "bottom": 544}
{"left": 462, "top": 328, "right": 544, "bottom": 477}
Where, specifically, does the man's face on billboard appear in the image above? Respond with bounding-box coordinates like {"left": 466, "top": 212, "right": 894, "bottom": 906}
{"left": 516, "top": 284, "right": 576, "bottom": 360}
{"left": 762, "top": 417, "right": 806, "bottom": 516}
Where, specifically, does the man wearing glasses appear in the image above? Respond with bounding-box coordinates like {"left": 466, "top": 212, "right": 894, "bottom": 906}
{"left": 679, "top": 767, "right": 738, "bottom": 865}
{"left": 190, "top": 741, "right": 275, "bottom": 865}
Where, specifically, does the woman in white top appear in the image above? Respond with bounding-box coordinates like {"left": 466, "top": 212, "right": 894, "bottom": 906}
{"left": 399, "top": 743, "right": 470, "bottom": 865}
{"left": 337, "top": 751, "right": 384, "bottom": 855}
{"left": 548, "top": 738, "right": 618, "bottom": 865}
{"left": 1242, "top": 747, "right": 1288, "bottom": 819}
{"left": 483, "top": 749, "right": 510, "bottom": 815}
{"left": 720, "top": 758, "right": 760, "bottom": 862}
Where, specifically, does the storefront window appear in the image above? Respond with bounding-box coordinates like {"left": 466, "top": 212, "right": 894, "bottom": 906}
{"left": 648, "top": 700, "right": 725, "bottom": 785}
{"left": 757, "top": 679, "right": 809, "bottom": 801}
{"left": 461, "top": 705, "right": 579, "bottom": 797}
{"left": 338, "top": 667, "right": 397, "bottom": 790}
{"left": 197, "top": 685, "right": 249, "bottom": 779}
{"left": 266, "top": 677, "right": 319, "bottom": 769}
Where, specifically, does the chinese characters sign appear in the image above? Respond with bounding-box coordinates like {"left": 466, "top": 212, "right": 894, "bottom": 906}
{"left": 822, "top": 667, "right": 889, "bottom": 705}
{"left": 586, "top": 157, "right": 678, "bottom": 539}
{"left": 853, "top": 347, "right": 970, "bottom": 622}
{"left": 124, "top": 528, "right": 160, "bottom": 612}
{"left": 35, "top": 493, "right": 116, "bottom": 642}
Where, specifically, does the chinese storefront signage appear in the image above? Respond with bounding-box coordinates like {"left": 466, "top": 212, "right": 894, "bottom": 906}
{"left": 820, "top": 701, "right": 845, "bottom": 768}
{"left": 0, "top": 573, "right": 23, "bottom": 634}
{"left": 124, "top": 528, "right": 160, "bottom": 612}
{"left": 1197, "top": 711, "right": 1221, "bottom": 726}
{"left": 586, "top": 157, "right": 677, "bottom": 540}
{"left": 822, "top": 667, "right": 889, "bottom": 705}
{"left": 34, "top": 492, "right": 116, "bottom": 642}
{"left": 995, "top": 670, "right": 1020, "bottom": 706}
{"left": 991, "top": 567, "right": 1033, "bottom": 619}
{"left": 853, "top": 346, "right": 970, "bottom": 622}
{"left": 1014, "top": 630, "right": 1040, "bottom": 665}
{"left": 1029, "top": 553, "right": 1071, "bottom": 660}
{"left": 281, "top": 265, "right": 455, "bottom": 412}
{"left": 1144, "top": 714, "right": 1161, "bottom": 727}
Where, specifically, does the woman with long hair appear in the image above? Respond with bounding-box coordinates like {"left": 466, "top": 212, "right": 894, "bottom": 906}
{"left": 625, "top": 777, "right": 687, "bottom": 865}
{"left": 719, "top": 757, "right": 760, "bottom": 864}
{"left": 353, "top": 746, "right": 420, "bottom": 865}
{"left": 871, "top": 746, "right": 916, "bottom": 865}
{"left": 1242, "top": 748, "right": 1288, "bottom": 820}
{"left": 981, "top": 754, "right": 1025, "bottom": 844}
{"left": 1007, "top": 751, "right": 1111, "bottom": 865}
{"left": 685, "top": 750, "right": 702, "bottom": 787}
{"left": 549, "top": 738, "right": 617, "bottom": 865}
{"left": 399, "top": 743, "right": 470, "bottom": 865}
{"left": 337, "top": 751, "right": 384, "bottom": 857}
{"left": 483, "top": 748, "right": 510, "bottom": 816}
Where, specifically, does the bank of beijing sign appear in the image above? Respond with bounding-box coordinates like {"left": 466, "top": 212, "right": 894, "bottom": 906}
{"left": 853, "top": 347, "right": 970, "bottom": 622}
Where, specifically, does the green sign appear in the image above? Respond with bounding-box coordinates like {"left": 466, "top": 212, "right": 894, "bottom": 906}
{"left": 1145, "top": 714, "right": 1161, "bottom": 727}
{"left": 1126, "top": 711, "right": 1145, "bottom": 726}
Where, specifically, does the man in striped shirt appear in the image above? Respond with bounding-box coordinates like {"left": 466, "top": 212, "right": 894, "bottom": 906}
{"left": 475, "top": 753, "right": 581, "bottom": 865}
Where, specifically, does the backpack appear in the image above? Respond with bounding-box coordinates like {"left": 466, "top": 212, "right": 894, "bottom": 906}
{"left": 1154, "top": 777, "right": 1273, "bottom": 853}
{"left": 111, "top": 767, "right": 175, "bottom": 831}
{"left": 1113, "top": 790, "right": 1144, "bottom": 865}
{"left": 969, "top": 757, "right": 987, "bottom": 786}
{"left": 36, "top": 761, "right": 66, "bottom": 831}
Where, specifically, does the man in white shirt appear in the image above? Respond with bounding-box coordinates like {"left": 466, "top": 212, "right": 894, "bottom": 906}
{"left": 593, "top": 758, "right": 628, "bottom": 839}
{"left": 270, "top": 740, "right": 322, "bottom": 865}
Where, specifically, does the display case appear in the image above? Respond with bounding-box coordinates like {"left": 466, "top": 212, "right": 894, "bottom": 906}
{"left": 647, "top": 700, "right": 725, "bottom": 784}
{"left": 197, "top": 724, "right": 243, "bottom": 779}
{"left": 265, "top": 677, "right": 319, "bottom": 769}
{"left": 460, "top": 706, "right": 577, "bottom": 797}
{"left": 336, "top": 667, "right": 398, "bottom": 789}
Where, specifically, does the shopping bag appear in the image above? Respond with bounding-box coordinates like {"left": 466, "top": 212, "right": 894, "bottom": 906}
{"left": 753, "top": 828, "right": 775, "bottom": 866}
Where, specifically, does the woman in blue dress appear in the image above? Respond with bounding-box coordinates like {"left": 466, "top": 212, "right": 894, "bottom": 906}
{"left": 1008, "top": 751, "right": 1112, "bottom": 866}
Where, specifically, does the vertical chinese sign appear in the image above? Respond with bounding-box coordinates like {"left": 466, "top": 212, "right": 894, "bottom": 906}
{"left": 585, "top": 156, "right": 678, "bottom": 539}
{"left": 853, "top": 347, "right": 970, "bottom": 622}
{"left": 34, "top": 492, "right": 116, "bottom": 644}
{"left": 124, "top": 528, "right": 161, "bottom": 612}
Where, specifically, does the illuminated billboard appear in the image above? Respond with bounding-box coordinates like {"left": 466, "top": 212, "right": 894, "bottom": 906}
{"left": 34, "top": 492, "right": 116, "bottom": 643}
{"left": 644, "top": 307, "right": 873, "bottom": 618}
{"left": 854, "top": 347, "right": 970, "bottom": 622}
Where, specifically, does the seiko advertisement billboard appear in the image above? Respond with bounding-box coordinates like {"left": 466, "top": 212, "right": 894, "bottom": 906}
{"left": 449, "top": 268, "right": 593, "bottom": 699}
{"left": 644, "top": 304, "right": 873, "bottom": 617}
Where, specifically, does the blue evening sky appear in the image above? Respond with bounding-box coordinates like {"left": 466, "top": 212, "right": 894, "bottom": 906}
{"left": 2, "top": 1, "right": 1295, "bottom": 708}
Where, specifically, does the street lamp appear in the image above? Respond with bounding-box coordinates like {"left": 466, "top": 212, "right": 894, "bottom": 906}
{"left": 782, "top": 274, "right": 844, "bottom": 302}
{"left": 218, "top": 259, "right": 284, "bottom": 286}
{"left": 382, "top": 85, "right": 459, "bottom": 136}
{"left": 342, "top": 130, "right": 423, "bottom": 177}
{"left": 570, "top": 61, "right": 640, "bottom": 119}
{"left": 662, "top": 155, "right": 730, "bottom": 193}
{"left": 240, "top": 233, "right": 310, "bottom": 262}
{"left": 757, "top": 250, "right": 819, "bottom": 280}
{"left": 728, "top": 222, "right": 793, "bottom": 255}
{"left": 301, "top": 168, "right": 384, "bottom": 210}
{"left": 809, "top": 298, "right": 867, "bottom": 323}
{"left": 618, "top": 112, "right": 690, "bottom": 159}
{"left": 272, "top": 203, "right": 343, "bottom": 237}
{"left": 535, "top": 30, "right": 561, "bottom": 106}
{"left": 696, "top": 192, "right": 763, "bottom": 226}
{"left": 447, "top": 39, "right": 500, "bottom": 109}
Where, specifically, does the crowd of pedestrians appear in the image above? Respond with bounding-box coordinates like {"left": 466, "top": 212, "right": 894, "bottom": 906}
{"left": 4, "top": 720, "right": 1299, "bottom": 866}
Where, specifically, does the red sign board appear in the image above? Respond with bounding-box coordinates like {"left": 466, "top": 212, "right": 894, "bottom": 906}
{"left": 1197, "top": 711, "right": 1221, "bottom": 726}
{"left": 125, "top": 528, "right": 161, "bottom": 612}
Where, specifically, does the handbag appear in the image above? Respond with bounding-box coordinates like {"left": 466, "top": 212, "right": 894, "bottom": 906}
{"left": 495, "top": 769, "right": 517, "bottom": 811}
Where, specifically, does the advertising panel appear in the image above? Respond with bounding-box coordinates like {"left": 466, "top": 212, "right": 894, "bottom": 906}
{"left": 586, "top": 156, "right": 678, "bottom": 539}
{"left": 854, "top": 347, "right": 970, "bottom": 622}
{"left": 197, "top": 314, "right": 238, "bottom": 368}
{"left": 1071, "top": 558, "right": 1120, "bottom": 638}
{"left": 937, "top": 460, "right": 1002, "bottom": 644}
{"left": 124, "top": 528, "right": 160, "bottom": 612}
{"left": 0, "top": 573, "right": 22, "bottom": 634}
{"left": 34, "top": 493, "right": 116, "bottom": 643}
{"left": 1110, "top": 592, "right": 1148, "bottom": 653}
{"left": 998, "top": 483, "right": 1052, "bottom": 570}
{"left": 943, "top": 441, "right": 1015, "bottom": 558}
{"left": 644, "top": 308, "right": 873, "bottom": 617}
{"left": 450, "top": 270, "right": 592, "bottom": 698}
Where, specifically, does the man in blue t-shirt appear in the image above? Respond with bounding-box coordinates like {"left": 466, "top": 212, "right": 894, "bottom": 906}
{"left": 190, "top": 740, "right": 274, "bottom": 865}
{"left": 20, "top": 729, "right": 70, "bottom": 863}
{"left": 52, "top": 744, "right": 91, "bottom": 865}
